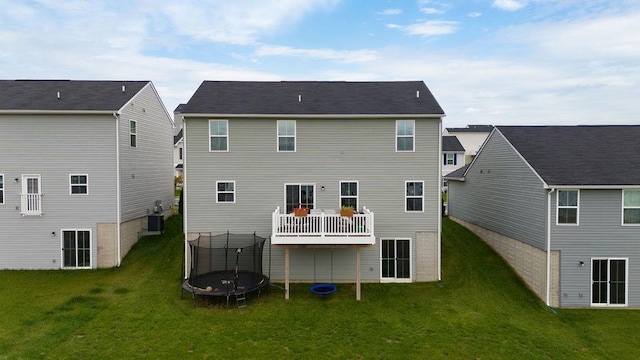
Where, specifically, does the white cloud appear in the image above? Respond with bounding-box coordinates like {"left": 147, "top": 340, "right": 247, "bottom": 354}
{"left": 385, "top": 23, "right": 402, "bottom": 29}
{"left": 254, "top": 45, "right": 379, "bottom": 63}
{"left": 420, "top": 7, "right": 444, "bottom": 15}
{"left": 468, "top": 12, "right": 482, "bottom": 18}
{"left": 403, "top": 21, "right": 458, "bottom": 37}
{"left": 493, "top": 0, "right": 527, "bottom": 11}
{"left": 378, "top": 8, "right": 401, "bottom": 15}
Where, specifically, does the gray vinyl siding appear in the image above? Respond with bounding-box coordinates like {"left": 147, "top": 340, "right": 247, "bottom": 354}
{"left": 119, "top": 84, "right": 174, "bottom": 222}
{"left": 448, "top": 131, "right": 548, "bottom": 249}
{"left": 551, "top": 189, "right": 640, "bottom": 307}
{"left": 0, "top": 114, "right": 117, "bottom": 269}
{"left": 185, "top": 116, "right": 441, "bottom": 282}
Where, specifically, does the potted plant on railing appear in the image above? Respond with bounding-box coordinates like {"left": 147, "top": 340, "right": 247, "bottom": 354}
{"left": 294, "top": 206, "right": 308, "bottom": 217}
{"left": 340, "top": 205, "right": 355, "bottom": 217}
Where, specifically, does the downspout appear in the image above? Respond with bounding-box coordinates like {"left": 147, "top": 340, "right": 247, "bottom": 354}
{"left": 183, "top": 119, "right": 189, "bottom": 279}
{"left": 437, "top": 118, "right": 443, "bottom": 281}
{"left": 546, "top": 188, "right": 555, "bottom": 306}
{"left": 114, "top": 112, "right": 122, "bottom": 267}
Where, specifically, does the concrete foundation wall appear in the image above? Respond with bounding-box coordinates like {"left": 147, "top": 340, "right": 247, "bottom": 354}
{"left": 451, "top": 216, "right": 559, "bottom": 307}
{"left": 416, "top": 231, "right": 439, "bottom": 281}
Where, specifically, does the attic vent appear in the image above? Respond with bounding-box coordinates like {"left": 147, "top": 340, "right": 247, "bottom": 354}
{"left": 122, "top": 85, "right": 126, "bottom": 92}
{"left": 57, "top": 91, "right": 61, "bottom": 99}
{"left": 416, "top": 90, "right": 420, "bottom": 98}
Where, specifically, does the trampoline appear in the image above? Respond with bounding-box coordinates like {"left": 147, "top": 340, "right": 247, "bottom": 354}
{"left": 182, "top": 232, "right": 270, "bottom": 305}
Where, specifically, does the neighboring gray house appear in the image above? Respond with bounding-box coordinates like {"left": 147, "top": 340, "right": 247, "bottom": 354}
{"left": 0, "top": 80, "right": 174, "bottom": 269}
{"left": 445, "top": 125, "right": 640, "bottom": 308}
{"left": 441, "top": 135, "right": 465, "bottom": 191}
{"left": 181, "top": 81, "right": 445, "bottom": 299}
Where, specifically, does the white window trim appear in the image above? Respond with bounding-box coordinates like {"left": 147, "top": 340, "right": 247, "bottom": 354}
{"left": 395, "top": 120, "right": 415, "bottom": 152}
{"left": 209, "top": 119, "right": 229, "bottom": 152}
{"left": 216, "top": 180, "right": 236, "bottom": 203}
{"left": 0, "top": 174, "right": 4, "bottom": 205}
{"left": 556, "top": 189, "right": 579, "bottom": 226}
{"left": 130, "top": 120, "right": 137, "bottom": 148}
{"left": 590, "top": 257, "right": 628, "bottom": 307}
{"left": 61, "top": 229, "right": 92, "bottom": 269}
{"left": 283, "top": 183, "right": 316, "bottom": 212}
{"left": 339, "top": 180, "right": 358, "bottom": 210}
{"left": 380, "top": 238, "right": 413, "bottom": 283}
{"left": 69, "top": 174, "right": 89, "bottom": 195}
{"left": 622, "top": 189, "right": 640, "bottom": 226}
{"left": 277, "top": 120, "right": 296, "bottom": 152}
{"left": 445, "top": 153, "right": 456, "bottom": 165}
{"left": 405, "top": 180, "right": 424, "bottom": 213}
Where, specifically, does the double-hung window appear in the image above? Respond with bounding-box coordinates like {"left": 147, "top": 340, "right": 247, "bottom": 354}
{"left": 216, "top": 181, "right": 235, "bottom": 203}
{"left": 444, "top": 153, "right": 457, "bottom": 165}
{"left": 340, "top": 181, "right": 358, "bottom": 209}
{"left": 70, "top": 175, "right": 88, "bottom": 195}
{"left": 277, "top": 120, "right": 296, "bottom": 152}
{"left": 405, "top": 181, "right": 424, "bottom": 212}
{"left": 209, "top": 120, "right": 229, "bottom": 151}
{"left": 396, "top": 120, "right": 415, "bottom": 152}
{"left": 557, "top": 190, "right": 579, "bottom": 225}
{"left": 0, "top": 174, "right": 3, "bottom": 204}
{"left": 130, "top": 120, "right": 137, "bottom": 147}
{"left": 623, "top": 190, "right": 640, "bottom": 225}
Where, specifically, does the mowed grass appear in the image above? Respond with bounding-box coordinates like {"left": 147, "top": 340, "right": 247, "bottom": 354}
{"left": 1, "top": 217, "right": 640, "bottom": 359}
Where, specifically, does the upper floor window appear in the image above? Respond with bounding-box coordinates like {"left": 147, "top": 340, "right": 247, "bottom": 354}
{"left": 396, "top": 120, "right": 415, "bottom": 152}
{"left": 70, "top": 175, "right": 88, "bottom": 195}
{"left": 216, "top": 181, "right": 235, "bottom": 203}
{"left": 340, "top": 181, "right": 358, "bottom": 209}
{"left": 557, "top": 190, "right": 579, "bottom": 225}
{"left": 129, "top": 120, "right": 137, "bottom": 147}
{"left": 278, "top": 120, "right": 296, "bottom": 152}
{"left": 623, "top": 190, "right": 640, "bottom": 225}
{"left": 405, "top": 181, "right": 423, "bottom": 212}
{"left": 209, "top": 120, "right": 229, "bottom": 152}
{"left": 0, "top": 174, "right": 3, "bottom": 204}
{"left": 444, "top": 153, "right": 457, "bottom": 165}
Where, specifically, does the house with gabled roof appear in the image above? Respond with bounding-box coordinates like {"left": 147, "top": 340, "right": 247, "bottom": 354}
{"left": 445, "top": 125, "right": 640, "bottom": 308}
{"left": 441, "top": 135, "right": 465, "bottom": 191}
{"left": 180, "top": 80, "right": 445, "bottom": 299}
{"left": 0, "top": 80, "right": 174, "bottom": 269}
{"left": 443, "top": 124, "right": 492, "bottom": 164}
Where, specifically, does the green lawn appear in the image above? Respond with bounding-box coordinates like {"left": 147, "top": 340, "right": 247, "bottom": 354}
{"left": 1, "top": 216, "right": 640, "bottom": 359}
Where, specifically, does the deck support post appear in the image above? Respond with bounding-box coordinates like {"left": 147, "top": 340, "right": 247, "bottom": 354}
{"left": 285, "top": 247, "right": 290, "bottom": 300}
{"left": 356, "top": 247, "right": 361, "bottom": 301}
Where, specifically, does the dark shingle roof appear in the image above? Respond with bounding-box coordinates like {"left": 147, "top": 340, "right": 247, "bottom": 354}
{"left": 442, "top": 136, "right": 465, "bottom": 152}
{"left": 181, "top": 81, "right": 444, "bottom": 115}
{"left": 0, "top": 80, "right": 149, "bottom": 111}
{"left": 444, "top": 164, "right": 470, "bottom": 179}
{"left": 446, "top": 124, "right": 493, "bottom": 133}
{"left": 497, "top": 125, "right": 640, "bottom": 186}
{"left": 174, "top": 128, "right": 183, "bottom": 145}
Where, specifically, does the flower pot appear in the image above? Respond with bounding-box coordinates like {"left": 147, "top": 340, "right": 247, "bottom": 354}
{"left": 294, "top": 208, "right": 308, "bottom": 217}
{"left": 340, "top": 209, "right": 354, "bottom": 217}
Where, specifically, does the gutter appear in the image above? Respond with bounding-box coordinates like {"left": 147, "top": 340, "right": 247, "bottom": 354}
{"left": 180, "top": 113, "right": 446, "bottom": 119}
{"left": 183, "top": 119, "right": 189, "bottom": 279}
{"left": 437, "top": 118, "right": 443, "bottom": 281}
{"left": 114, "top": 112, "right": 122, "bottom": 267}
{"left": 546, "top": 188, "right": 555, "bottom": 306}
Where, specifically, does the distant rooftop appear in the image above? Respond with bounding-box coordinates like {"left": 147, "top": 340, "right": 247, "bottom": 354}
{"left": 442, "top": 136, "right": 465, "bottom": 152}
{"left": 446, "top": 125, "right": 494, "bottom": 133}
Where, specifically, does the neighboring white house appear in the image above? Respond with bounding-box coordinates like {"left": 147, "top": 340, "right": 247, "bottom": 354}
{"left": 0, "top": 80, "right": 174, "bottom": 269}
{"left": 180, "top": 80, "right": 446, "bottom": 300}
{"left": 173, "top": 104, "right": 185, "bottom": 179}
{"left": 443, "top": 125, "right": 492, "bottom": 164}
{"left": 441, "top": 135, "right": 465, "bottom": 191}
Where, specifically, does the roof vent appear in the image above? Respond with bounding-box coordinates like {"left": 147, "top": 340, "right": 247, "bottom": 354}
{"left": 298, "top": 94, "right": 302, "bottom": 103}
{"left": 57, "top": 91, "right": 61, "bottom": 99}
{"left": 122, "top": 85, "right": 126, "bottom": 92}
{"left": 416, "top": 90, "right": 420, "bottom": 98}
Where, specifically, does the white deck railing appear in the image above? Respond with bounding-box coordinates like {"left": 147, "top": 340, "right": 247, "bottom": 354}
{"left": 272, "top": 207, "right": 374, "bottom": 244}
{"left": 20, "top": 193, "right": 42, "bottom": 216}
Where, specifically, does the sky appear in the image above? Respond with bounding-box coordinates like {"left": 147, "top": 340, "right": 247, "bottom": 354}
{"left": 0, "top": 0, "right": 638, "bottom": 128}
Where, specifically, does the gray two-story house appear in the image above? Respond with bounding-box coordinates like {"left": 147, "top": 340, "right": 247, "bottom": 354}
{"left": 180, "top": 81, "right": 445, "bottom": 299}
{"left": 0, "top": 80, "right": 174, "bottom": 269}
{"left": 445, "top": 125, "right": 640, "bottom": 308}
